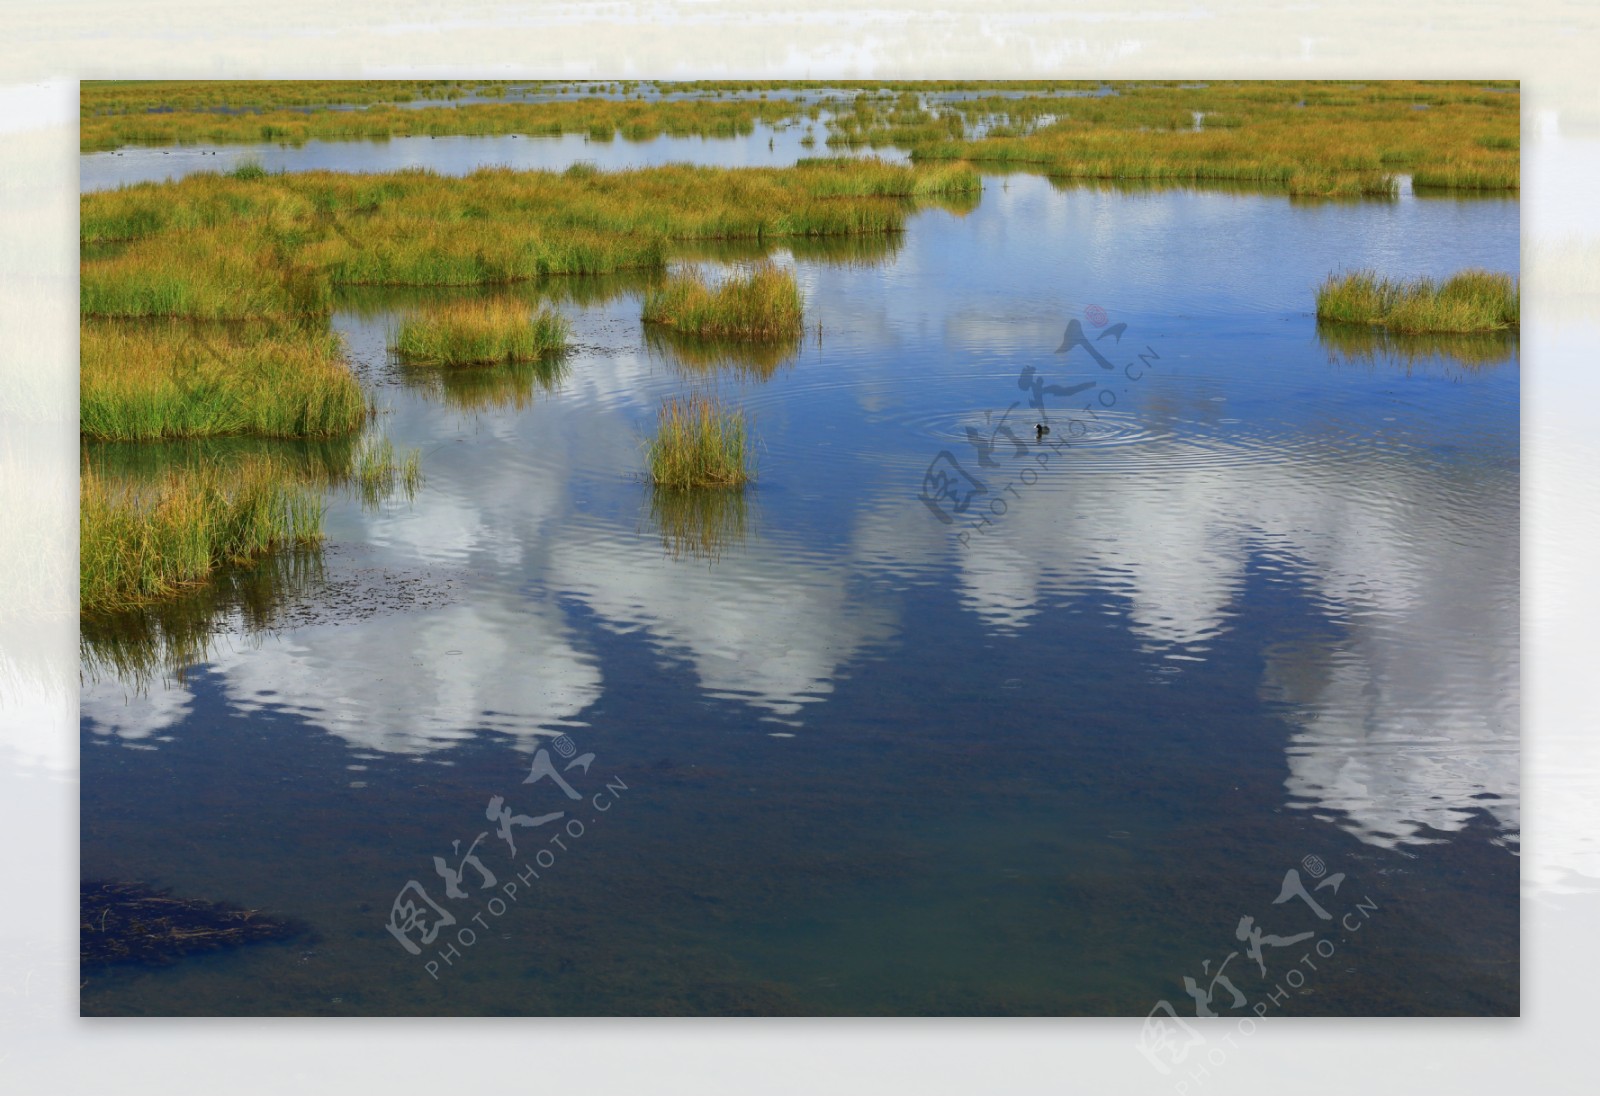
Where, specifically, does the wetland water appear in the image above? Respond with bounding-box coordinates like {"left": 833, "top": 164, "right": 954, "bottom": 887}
{"left": 80, "top": 138, "right": 1519, "bottom": 1016}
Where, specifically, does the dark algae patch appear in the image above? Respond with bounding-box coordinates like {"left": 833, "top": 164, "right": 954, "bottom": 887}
{"left": 81, "top": 880, "right": 309, "bottom": 969}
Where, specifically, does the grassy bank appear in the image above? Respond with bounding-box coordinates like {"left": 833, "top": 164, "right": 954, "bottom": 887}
{"left": 1315, "top": 269, "right": 1519, "bottom": 333}
{"left": 81, "top": 322, "right": 367, "bottom": 441}
{"left": 392, "top": 299, "right": 569, "bottom": 365}
{"left": 645, "top": 395, "right": 752, "bottom": 489}
{"left": 81, "top": 458, "right": 325, "bottom": 613}
{"left": 642, "top": 262, "right": 803, "bottom": 340}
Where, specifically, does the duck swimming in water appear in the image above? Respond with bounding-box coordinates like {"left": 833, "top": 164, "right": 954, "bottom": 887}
{"left": 1035, "top": 423, "right": 1050, "bottom": 440}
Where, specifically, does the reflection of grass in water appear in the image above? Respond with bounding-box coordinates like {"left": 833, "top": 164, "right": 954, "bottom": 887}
{"left": 1316, "top": 269, "right": 1518, "bottom": 333}
{"left": 83, "top": 432, "right": 360, "bottom": 488}
{"left": 646, "top": 395, "right": 752, "bottom": 489}
{"left": 80, "top": 547, "right": 325, "bottom": 688}
{"left": 1316, "top": 320, "right": 1518, "bottom": 370}
{"left": 402, "top": 352, "right": 570, "bottom": 412}
{"left": 787, "top": 230, "right": 906, "bottom": 266}
{"left": 349, "top": 434, "right": 423, "bottom": 510}
{"left": 646, "top": 326, "right": 800, "bottom": 379}
{"left": 648, "top": 485, "right": 750, "bottom": 563}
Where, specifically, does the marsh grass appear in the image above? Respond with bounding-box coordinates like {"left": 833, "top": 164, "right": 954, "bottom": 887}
{"left": 80, "top": 457, "right": 325, "bottom": 613}
{"left": 81, "top": 161, "right": 953, "bottom": 310}
{"left": 1315, "top": 269, "right": 1519, "bottom": 333}
{"left": 80, "top": 95, "right": 803, "bottom": 152}
{"left": 82, "top": 79, "right": 484, "bottom": 118}
{"left": 81, "top": 227, "right": 332, "bottom": 319}
{"left": 80, "top": 321, "right": 367, "bottom": 441}
{"left": 897, "top": 80, "right": 1518, "bottom": 194}
{"left": 645, "top": 394, "right": 752, "bottom": 489}
{"left": 392, "top": 299, "right": 569, "bottom": 365}
{"left": 642, "top": 262, "right": 803, "bottom": 341}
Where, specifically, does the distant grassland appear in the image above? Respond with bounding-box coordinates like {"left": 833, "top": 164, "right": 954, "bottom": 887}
{"left": 892, "top": 80, "right": 1518, "bottom": 195}
{"left": 82, "top": 79, "right": 486, "bottom": 116}
{"left": 80, "top": 96, "right": 810, "bottom": 152}
{"left": 82, "top": 79, "right": 1518, "bottom": 195}
{"left": 81, "top": 160, "right": 981, "bottom": 311}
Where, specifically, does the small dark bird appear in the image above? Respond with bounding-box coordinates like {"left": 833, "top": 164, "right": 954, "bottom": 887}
{"left": 1035, "top": 423, "right": 1050, "bottom": 440}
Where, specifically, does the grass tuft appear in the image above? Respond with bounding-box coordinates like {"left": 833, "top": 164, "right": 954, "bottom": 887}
{"left": 642, "top": 262, "right": 803, "bottom": 341}
{"left": 80, "top": 458, "right": 325, "bottom": 613}
{"left": 645, "top": 394, "right": 752, "bottom": 489}
{"left": 1315, "top": 268, "right": 1519, "bottom": 333}
{"left": 392, "top": 299, "right": 569, "bottom": 365}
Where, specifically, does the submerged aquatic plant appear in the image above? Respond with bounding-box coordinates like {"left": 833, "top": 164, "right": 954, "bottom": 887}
{"left": 81, "top": 880, "right": 306, "bottom": 968}
{"left": 645, "top": 394, "right": 752, "bottom": 489}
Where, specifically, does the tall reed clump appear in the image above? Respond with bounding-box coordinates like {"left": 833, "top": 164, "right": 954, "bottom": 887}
{"left": 80, "top": 459, "right": 325, "bottom": 613}
{"left": 391, "top": 299, "right": 569, "bottom": 365}
{"left": 80, "top": 322, "right": 367, "bottom": 441}
{"left": 642, "top": 262, "right": 803, "bottom": 341}
{"left": 645, "top": 394, "right": 751, "bottom": 489}
{"left": 1315, "top": 268, "right": 1519, "bottom": 333}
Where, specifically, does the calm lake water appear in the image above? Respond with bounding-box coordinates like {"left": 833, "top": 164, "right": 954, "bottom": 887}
{"left": 80, "top": 135, "right": 1519, "bottom": 1015}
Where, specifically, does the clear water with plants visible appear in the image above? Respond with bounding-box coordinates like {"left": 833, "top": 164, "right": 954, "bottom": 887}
{"left": 79, "top": 125, "right": 1519, "bottom": 1016}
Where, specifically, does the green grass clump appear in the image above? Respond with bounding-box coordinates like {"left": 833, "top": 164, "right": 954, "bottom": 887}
{"left": 642, "top": 262, "right": 803, "bottom": 341}
{"left": 1315, "top": 269, "right": 1519, "bottom": 333}
{"left": 391, "top": 299, "right": 569, "bottom": 365}
{"left": 80, "top": 322, "right": 367, "bottom": 441}
{"left": 645, "top": 394, "right": 752, "bottom": 489}
{"left": 81, "top": 458, "right": 325, "bottom": 613}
